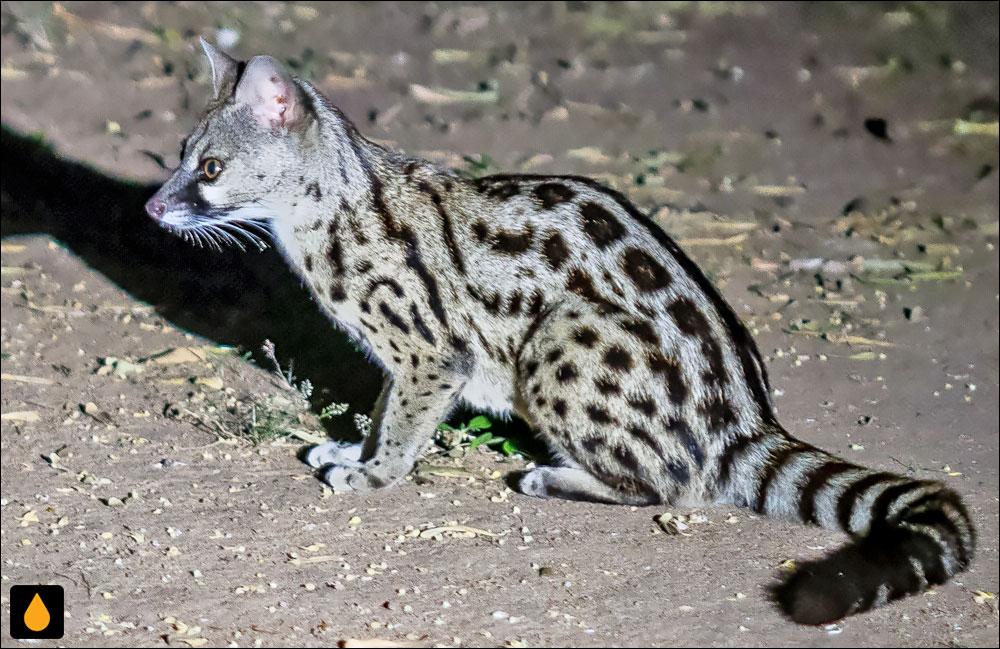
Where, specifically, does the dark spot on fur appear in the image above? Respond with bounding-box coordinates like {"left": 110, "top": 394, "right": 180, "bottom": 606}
{"left": 586, "top": 405, "right": 614, "bottom": 425}
{"left": 542, "top": 231, "right": 570, "bottom": 270}
{"left": 603, "top": 346, "right": 632, "bottom": 371}
{"left": 647, "top": 352, "right": 687, "bottom": 405}
{"left": 546, "top": 348, "right": 563, "bottom": 364}
{"left": 306, "top": 181, "right": 322, "bottom": 200}
{"left": 528, "top": 290, "right": 545, "bottom": 315}
{"left": 472, "top": 220, "right": 490, "bottom": 242}
{"left": 622, "top": 247, "right": 672, "bottom": 292}
{"left": 419, "top": 181, "right": 466, "bottom": 275}
{"left": 507, "top": 291, "right": 523, "bottom": 316}
{"left": 349, "top": 217, "right": 369, "bottom": 244}
{"left": 486, "top": 182, "right": 520, "bottom": 200}
{"left": 627, "top": 398, "right": 656, "bottom": 417}
{"left": 567, "top": 269, "right": 622, "bottom": 314}
{"left": 525, "top": 361, "right": 539, "bottom": 377}
{"left": 621, "top": 319, "right": 660, "bottom": 345}
{"left": 702, "top": 397, "right": 737, "bottom": 429}
{"left": 303, "top": 254, "right": 313, "bottom": 272}
{"left": 355, "top": 259, "right": 374, "bottom": 274}
{"left": 573, "top": 327, "right": 600, "bottom": 348}
{"left": 612, "top": 445, "right": 640, "bottom": 472}
{"left": 329, "top": 283, "right": 347, "bottom": 301}
{"left": 466, "top": 283, "right": 502, "bottom": 314}
{"left": 534, "top": 182, "right": 576, "bottom": 209}
{"left": 594, "top": 377, "right": 620, "bottom": 395}
{"left": 553, "top": 399, "right": 567, "bottom": 417}
{"left": 582, "top": 436, "right": 604, "bottom": 453}
{"left": 492, "top": 225, "right": 535, "bottom": 254}
{"left": 556, "top": 363, "right": 577, "bottom": 382}
{"left": 668, "top": 298, "right": 727, "bottom": 387}
{"left": 580, "top": 202, "right": 626, "bottom": 248}
{"left": 449, "top": 336, "right": 469, "bottom": 356}
{"left": 667, "top": 419, "right": 704, "bottom": 468}
{"left": 666, "top": 461, "right": 690, "bottom": 484}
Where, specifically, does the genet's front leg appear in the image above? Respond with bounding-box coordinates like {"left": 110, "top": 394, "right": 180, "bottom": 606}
{"left": 321, "top": 371, "right": 462, "bottom": 491}
{"left": 304, "top": 375, "right": 392, "bottom": 469}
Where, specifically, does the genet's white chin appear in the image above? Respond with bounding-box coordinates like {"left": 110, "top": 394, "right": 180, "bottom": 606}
{"left": 158, "top": 211, "right": 198, "bottom": 229}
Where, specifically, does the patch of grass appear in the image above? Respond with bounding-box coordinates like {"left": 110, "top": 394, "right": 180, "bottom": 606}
{"left": 243, "top": 397, "right": 302, "bottom": 445}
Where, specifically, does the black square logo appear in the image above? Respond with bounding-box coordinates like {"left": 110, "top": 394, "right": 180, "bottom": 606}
{"left": 9, "top": 585, "right": 64, "bottom": 639}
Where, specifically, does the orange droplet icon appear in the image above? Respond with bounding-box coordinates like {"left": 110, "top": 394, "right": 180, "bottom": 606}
{"left": 24, "top": 592, "right": 51, "bottom": 632}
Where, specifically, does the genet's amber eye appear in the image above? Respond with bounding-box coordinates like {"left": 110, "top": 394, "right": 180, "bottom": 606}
{"left": 202, "top": 158, "right": 224, "bottom": 180}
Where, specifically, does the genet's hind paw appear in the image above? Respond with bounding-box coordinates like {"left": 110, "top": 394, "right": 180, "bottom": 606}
{"left": 304, "top": 440, "right": 363, "bottom": 468}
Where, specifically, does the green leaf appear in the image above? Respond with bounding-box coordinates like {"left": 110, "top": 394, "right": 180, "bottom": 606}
{"left": 437, "top": 422, "right": 456, "bottom": 431}
{"left": 501, "top": 440, "right": 519, "bottom": 456}
{"left": 466, "top": 415, "right": 492, "bottom": 431}
{"left": 468, "top": 432, "right": 493, "bottom": 450}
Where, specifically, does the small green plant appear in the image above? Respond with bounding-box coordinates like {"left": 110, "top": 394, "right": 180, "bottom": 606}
{"left": 244, "top": 399, "right": 301, "bottom": 445}
{"left": 438, "top": 415, "right": 534, "bottom": 459}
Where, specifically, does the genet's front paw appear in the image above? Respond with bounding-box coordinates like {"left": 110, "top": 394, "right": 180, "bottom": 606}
{"left": 321, "top": 463, "right": 397, "bottom": 492}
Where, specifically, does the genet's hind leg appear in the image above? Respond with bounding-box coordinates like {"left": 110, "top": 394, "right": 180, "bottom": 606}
{"left": 514, "top": 298, "right": 699, "bottom": 507}
{"left": 519, "top": 464, "right": 660, "bottom": 506}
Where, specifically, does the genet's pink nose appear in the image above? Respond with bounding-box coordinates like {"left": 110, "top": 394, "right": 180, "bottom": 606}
{"left": 146, "top": 197, "right": 167, "bottom": 220}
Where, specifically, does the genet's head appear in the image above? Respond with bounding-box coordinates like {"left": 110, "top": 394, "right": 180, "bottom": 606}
{"left": 145, "top": 39, "right": 318, "bottom": 249}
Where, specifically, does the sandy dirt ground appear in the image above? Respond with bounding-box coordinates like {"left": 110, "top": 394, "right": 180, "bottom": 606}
{"left": 1, "top": 2, "right": 998, "bottom": 647}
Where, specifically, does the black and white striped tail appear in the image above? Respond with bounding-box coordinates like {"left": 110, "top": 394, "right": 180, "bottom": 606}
{"left": 718, "top": 425, "right": 976, "bottom": 624}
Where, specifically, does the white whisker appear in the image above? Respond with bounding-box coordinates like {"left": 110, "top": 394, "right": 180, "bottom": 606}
{"left": 206, "top": 223, "right": 247, "bottom": 251}
{"left": 219, "top": 221, "right": 268, "bottom": 250}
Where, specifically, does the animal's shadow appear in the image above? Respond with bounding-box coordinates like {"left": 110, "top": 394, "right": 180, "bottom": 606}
{"left": 1, "top": 124, "right": 383, "bottom": 439}
{"left": 0, "top": 125, "right": 542, "bottom": 452}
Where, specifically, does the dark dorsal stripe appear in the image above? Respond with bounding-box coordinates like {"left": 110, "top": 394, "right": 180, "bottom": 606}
{"left": 348, "top": 134, "right": 449, "bottom": 329}
{"left": 379, "top": 302, "right": 410, "bottom": 334}
{"left": 326, "top": 218, "right": 345, "bottom": 276}
{"left": 410, "top": 303, "right": 435, "bottom": 345}
{"left": 417, "top": 181, "right": 466, "bottom": 275}
{"left": 533, "top": 182, "right": 575, "bottom": 209}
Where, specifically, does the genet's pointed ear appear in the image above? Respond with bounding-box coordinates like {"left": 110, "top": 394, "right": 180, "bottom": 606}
{"left": 199, "top": 36, "right": 240, "bottom": 99}
{"left": 233, "top": 55, "right": 305, "bottom": 133}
